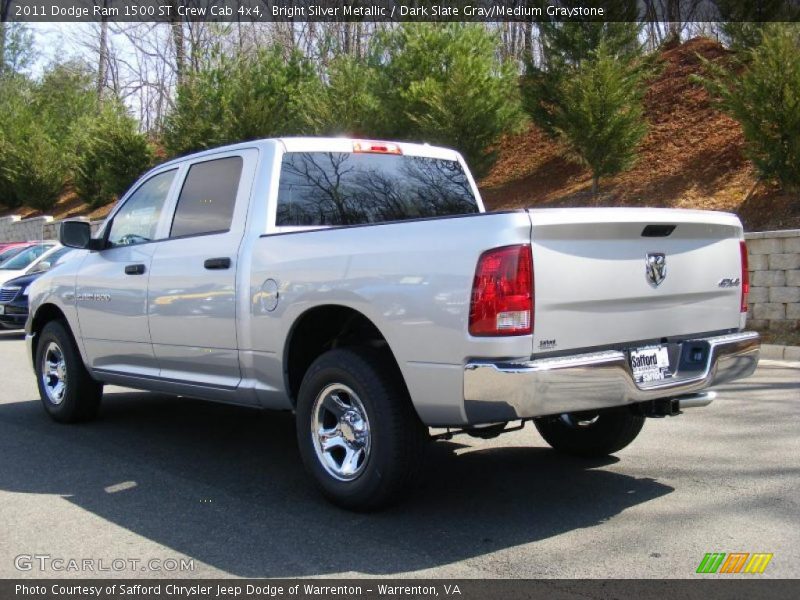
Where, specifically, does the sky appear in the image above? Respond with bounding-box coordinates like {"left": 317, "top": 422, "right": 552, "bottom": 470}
{"left": 28, "top": 22, "right": 117, "bottom": 76}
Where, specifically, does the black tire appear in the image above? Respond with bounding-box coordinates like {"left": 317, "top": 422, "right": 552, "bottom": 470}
{"left": 534, "top": 407, "right": 645, "bottom": 457}
{"left": 35, "top": 320, "right": 103, "bottom": 423}
{"left": 295, "top": 347, "right": 427, "bottom": 511}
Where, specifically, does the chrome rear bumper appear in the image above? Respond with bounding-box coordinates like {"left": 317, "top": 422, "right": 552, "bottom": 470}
{"left": 463, "top": 332, "right": 760, "bottom": 424}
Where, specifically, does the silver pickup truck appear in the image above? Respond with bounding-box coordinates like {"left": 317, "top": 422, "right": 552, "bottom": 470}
{"left": 26, "top": 137, "right": 760, "bottom": 510}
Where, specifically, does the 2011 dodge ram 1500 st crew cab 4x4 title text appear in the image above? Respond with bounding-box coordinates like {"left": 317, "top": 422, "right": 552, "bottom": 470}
{"left": 26, "top": 138, "right": 760, "bottom": 510}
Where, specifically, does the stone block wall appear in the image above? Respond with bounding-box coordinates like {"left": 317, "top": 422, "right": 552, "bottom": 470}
{"left": 746, "top": 229, "right": 800, "bottom": 331}
{"left": 0, "top": 216, "right": 104, "bottom": 245}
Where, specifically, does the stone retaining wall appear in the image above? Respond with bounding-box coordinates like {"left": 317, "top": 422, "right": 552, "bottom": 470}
{"left": 745, "top": 229, "right": 800, "bottom": 331}
{"left": 0, "top": 216, "right": 103, "bottom": 244}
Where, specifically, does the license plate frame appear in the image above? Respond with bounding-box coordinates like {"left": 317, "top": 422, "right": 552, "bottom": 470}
{"left": 630, "top": 345, "right": 671, "bottom": 384}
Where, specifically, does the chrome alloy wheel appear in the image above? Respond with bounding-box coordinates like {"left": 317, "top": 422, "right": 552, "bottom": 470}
{"left": 41, "top": 341, "right": 68, "bottom": 405}
{"left": 311, "top": 384, "right": 372, "bottom": 481}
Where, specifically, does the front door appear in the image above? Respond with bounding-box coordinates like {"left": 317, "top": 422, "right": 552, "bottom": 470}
{"left": 75, "top": 169, "right": 178, "bottom": 376}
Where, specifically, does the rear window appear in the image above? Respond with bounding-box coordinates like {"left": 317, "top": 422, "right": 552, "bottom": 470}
{"left": 276, "top": 152, "right": 479, "bottom": 227}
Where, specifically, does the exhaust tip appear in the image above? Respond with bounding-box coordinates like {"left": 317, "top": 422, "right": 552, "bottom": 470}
{"left": 677, "top": 391, "right": 717, "bottom": 409}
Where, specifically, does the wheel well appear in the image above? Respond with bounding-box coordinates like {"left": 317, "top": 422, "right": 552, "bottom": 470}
{"left": 30, "top": 304, "right": 68, "bottom": 360}
{"left": 284, "top": 306, "right": 403, "bottom": 404}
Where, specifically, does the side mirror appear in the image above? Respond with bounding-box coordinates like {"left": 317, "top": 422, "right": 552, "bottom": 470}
{"left": 31, "top": 261, "right": 51, "bottom": 274}
{"left": 60, "top": 220, "right": 92, "bottom": 249}
{"left": 60, "top": 220, "right": 105, "bottom": 251}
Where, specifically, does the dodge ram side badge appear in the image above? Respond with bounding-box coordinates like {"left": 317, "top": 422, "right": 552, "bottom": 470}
{"left": 28, "top": 137, "right": 760, "bottom": 511}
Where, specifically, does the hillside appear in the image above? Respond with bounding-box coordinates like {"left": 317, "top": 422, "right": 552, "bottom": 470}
{"left": 2, "top": 38, "right": 797, "bottom": 232}
{"left": 479, "top": 37, "right": 800, "bottom": 232}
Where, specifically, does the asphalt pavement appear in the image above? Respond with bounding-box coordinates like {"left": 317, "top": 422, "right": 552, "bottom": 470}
{"left": 0, "top": 329, "right": 798, "bottom": 579}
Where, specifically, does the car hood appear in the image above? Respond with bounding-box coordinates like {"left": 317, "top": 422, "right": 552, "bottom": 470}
{"left": 2, "top": 272, "right": 40, "bottom": 289}
{"left": 0, "top": 270, "right": 25, "bottom": 286}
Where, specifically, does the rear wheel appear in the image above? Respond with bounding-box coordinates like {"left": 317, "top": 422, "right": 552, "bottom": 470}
{"left": 295, "top": 348, "right": 427, "bottom": 511}
{"left": 35, "top": 320, "right": 103, "bottom": 423}
{"left": 534, "top": 407, "right": 644, "bottom": 457}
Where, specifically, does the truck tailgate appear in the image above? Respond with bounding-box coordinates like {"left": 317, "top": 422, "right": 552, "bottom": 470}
{"left": 528, "top": 208, "right": 745, "bottom": 355}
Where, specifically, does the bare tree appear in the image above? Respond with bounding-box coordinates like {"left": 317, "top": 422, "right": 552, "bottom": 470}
{"left": 96, "top": 0, "right": 109, "bottom": 104}
{"left": 170, "top": 4, "right": 185, "bottom": 86}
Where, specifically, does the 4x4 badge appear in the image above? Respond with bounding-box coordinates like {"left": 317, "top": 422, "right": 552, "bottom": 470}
{"left": 646, "top": 253, "right": 667, "bottom": 287}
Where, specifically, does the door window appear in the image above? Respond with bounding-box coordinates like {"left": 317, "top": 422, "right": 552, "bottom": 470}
{"left": 170, "top": 157, "right": 243, "bottom": 238}
{"left": 108, "top": 170, "right": 177, "bottom": 247}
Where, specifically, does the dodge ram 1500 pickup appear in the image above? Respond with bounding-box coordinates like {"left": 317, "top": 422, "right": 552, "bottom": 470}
{"left": 26, "top": 137, "right": 760, "bottom": 510}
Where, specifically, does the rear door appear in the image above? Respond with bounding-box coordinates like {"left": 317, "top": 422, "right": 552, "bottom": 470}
{"left": 147, "top": 149, "right": 256, "bottom": 392}
{"left": 528, "top": 208, "right": 745, "bottom": 355}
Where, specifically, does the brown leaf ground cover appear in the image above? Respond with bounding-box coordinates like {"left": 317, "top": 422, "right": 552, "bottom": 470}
{"left": 479, "top": 37, "right": 800, "bottom": 233}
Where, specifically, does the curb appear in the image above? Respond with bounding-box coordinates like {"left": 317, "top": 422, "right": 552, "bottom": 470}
{"left": 761, "top": 344, "right": 800, "bottom": 361}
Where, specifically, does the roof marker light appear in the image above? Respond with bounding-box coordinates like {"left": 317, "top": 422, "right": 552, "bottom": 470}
{"left": 353, "top": 141, "right": 402, "bottom": 155}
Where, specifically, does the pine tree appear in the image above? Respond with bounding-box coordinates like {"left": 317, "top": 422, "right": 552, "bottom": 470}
{"left": 546, "top": 43, "right": 649, "bottom": 195}
{"left": 695, "top": 24, "right": 800, "bottom": 191}
{"left": 521, "top": 5, "right": 652, "bottom": 195}
{"left": 718, "top": 0, "right": 799, "bottom": 52}
{"left": 374, "top": 23, "right": 524, "bottom": 178}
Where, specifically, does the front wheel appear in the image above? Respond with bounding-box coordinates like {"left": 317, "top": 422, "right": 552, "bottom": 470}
{"left": 534, "top": 407, "right": 645, "bottom": 457}
{"left": 35, "top": 320, "right": 103, "bottom": 423}
{"left": 295, "top": 348, "right": 427, "bottom": 511}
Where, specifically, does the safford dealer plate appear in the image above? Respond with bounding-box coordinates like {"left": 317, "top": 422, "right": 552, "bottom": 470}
{"left": 630, "top": 346, "right": 670, "bottom": 384}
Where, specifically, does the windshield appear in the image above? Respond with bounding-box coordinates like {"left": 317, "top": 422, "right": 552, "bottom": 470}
{"left": 0, "top": 244, "right": 54, "bottom": 270}
{"left": 276, "top": 151, "right": 479, "bottom": 227}
{"left": 30, "top": 247, "right": 72, "bottom": 273}
{"left": 0, "top": 246, "right": 27, "bottom": 265}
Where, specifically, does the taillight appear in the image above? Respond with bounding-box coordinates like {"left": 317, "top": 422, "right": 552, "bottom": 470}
{"left": 740, "top": 240, "right": 750, "bottom": 313}
{"left": 469, "top": 244, "right": 533, "bottom": 336}
{"left": 353, "top": 141, "right": 402, "bottom": 155}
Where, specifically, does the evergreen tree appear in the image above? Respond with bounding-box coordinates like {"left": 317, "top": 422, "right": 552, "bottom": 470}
{"left": 695, "top": 24, "right": 800, "bottom": 191}
{"left": 0, "top": 59, "right": 151, "bottom": 212}
{"left": 522, "top": 8, "right": 651, "bottom": 195}
{"left": 317, "top": 55, "right": 386, "bottom": 138}
{"left": 718, "top": 0, "right": 799, "bottom": 52}
{"left": 545, "top": 42, "right": 649, "bottom": 195}
{"left": 374, "top": 23, "right": 524, "bottom": 177}
{"left": 73, "top": 103, "right": 154, "bottom": 208}
{"left": 164, "top": 46, "right": 322, "bottom": 156}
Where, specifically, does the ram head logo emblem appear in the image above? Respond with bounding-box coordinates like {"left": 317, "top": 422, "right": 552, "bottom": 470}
{"left": 646, "top": 252, "right": 667, "bottom": 287}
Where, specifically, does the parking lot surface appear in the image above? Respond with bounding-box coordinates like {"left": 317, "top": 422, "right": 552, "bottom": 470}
{"left": 0, "top": 329, "right": 798, "bottom": 578}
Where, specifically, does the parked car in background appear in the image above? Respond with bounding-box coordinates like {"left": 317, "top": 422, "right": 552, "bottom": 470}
{"left": 0, "top": 243, "right": 58, "bottom": 286}
{"left": 0, "top": 247, "right": 80, "bottom": 330}
{"left": 0, "top": 242, "right": 29, "bottom": 253}
{"left": 0, "top": 242, "right": 38, "bottom": 265}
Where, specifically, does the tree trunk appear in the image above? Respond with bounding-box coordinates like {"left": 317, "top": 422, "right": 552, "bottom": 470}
{"left": 592, "top": 175, "right": 599, "bottom": 198}
{"left": 666, "top": 0, "right": 682, "bottom": 46}
{"left": 97, "top": 2, "right": 109, "bottom": 106}
{"left": 170, "top": 2, "right": 185, "bottom": 86}
{"left": 523, "top": 20, "right": 533, "bottom": 69}
{"left": 343, "top": 22, "right": 351, "bottom": 55}
{"left": 0, "top": 22, "right": 6, "bottom": 75}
